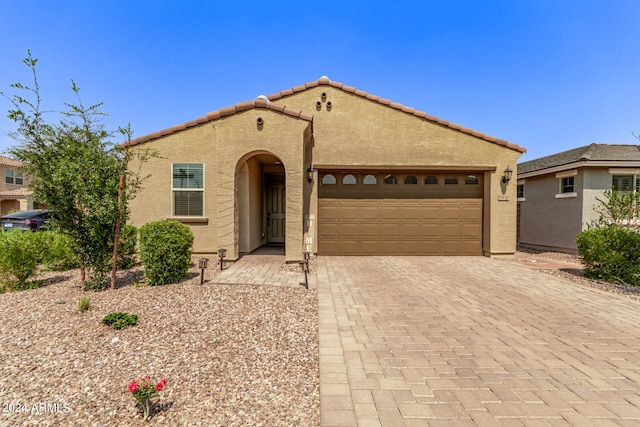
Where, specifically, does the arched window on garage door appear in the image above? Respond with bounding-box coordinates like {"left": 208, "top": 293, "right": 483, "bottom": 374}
{"left": 342, "top": 174, "right": 356, "bottom": 184}
{"left": 363, "top": 174, "right": 377, "bottom": 185}
{"left": 322, "top": 174, "right": 336, "bottom": 185}
{"left": 384, "top": 175, "right": 398, "bottom": 185}
{"left": 425, "top": 175, "right": 438, "bottom": 185}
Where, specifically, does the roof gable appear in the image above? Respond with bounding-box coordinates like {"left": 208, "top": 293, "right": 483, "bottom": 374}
{"left": 121, "top": 97, "right": 312, "bottom": 148}
{"left": 122, "top": 76, "right": 525, "bottom": 153}
{"left": 269, "top": 77, "right": 526, "bottom": 153}
{"left": 518, "top": 143, "right": 640, "bottom": 175}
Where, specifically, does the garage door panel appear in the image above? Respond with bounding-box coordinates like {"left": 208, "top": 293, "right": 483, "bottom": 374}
{"left": 318, "top": 194, "right": 483, "bottom": 255}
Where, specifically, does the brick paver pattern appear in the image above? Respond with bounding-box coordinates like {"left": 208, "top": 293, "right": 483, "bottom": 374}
{"left": 317, "top": 256, "right": 640, "bottom": 427}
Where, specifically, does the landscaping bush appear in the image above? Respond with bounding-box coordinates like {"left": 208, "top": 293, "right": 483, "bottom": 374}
{"left": 577, "top": 225, "right": 640, "bottom": 286}
{"left": 43, "top": 231, "right": 80, "bottom": 271}
{"left": 117, "top": 224, "right": 138, "bottom": 270}
{"left": 0, "top": 229, "right": 49, "bottom": 290}
{"left": 138, "top": 220, "right": 193, "bottom": 286}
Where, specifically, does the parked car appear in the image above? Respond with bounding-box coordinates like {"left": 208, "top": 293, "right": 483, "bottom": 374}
{"left": 1, "top": 209, "right": 53, "bottom": 231}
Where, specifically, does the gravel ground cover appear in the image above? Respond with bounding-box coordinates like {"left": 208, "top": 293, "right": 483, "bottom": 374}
{"left": 515, "top": 246, "right": 640, "bottom": 300}
{"left": 0, "top": 258, "right": 319, "bottom": 426}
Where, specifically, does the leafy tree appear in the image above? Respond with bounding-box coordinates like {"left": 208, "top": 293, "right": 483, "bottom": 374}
{"left": 2, "top": 50, "right": 151, "bottom": 290}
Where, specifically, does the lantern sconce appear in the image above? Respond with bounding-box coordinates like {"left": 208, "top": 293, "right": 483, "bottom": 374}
{"left": 307, "top": 166, "right": 314, "bottom": 183}
{"left": 501, "top": 166, "right": 513, "bottom": 184}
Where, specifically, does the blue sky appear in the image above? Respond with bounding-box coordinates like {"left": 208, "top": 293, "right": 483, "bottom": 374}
{"left": 1, "top": 0, "right": 638, "bottom": 162}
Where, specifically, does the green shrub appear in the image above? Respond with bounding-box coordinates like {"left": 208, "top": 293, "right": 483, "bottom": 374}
{"left": 139, "top": 220, "right": 193, "bottom": 286}
{"left": 78, "top": 296, "right": 91, "bottom": 312}
{"left": 43, "top": 231, "right": 80, "bottom": 271}
{"left": 577, "top": 225, "right": 640, "bottom": 286}
{"left": 0, "top": 230, "right": 49, "bottom": 289}
{"left": 102, "top": 312, "right": 138, "bottom": 330}
{"left": 117, "top": 224, "right": 138, "bottom": 270}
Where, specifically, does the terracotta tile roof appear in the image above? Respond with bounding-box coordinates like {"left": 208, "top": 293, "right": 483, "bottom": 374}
{"left": 0, "top": 188, "right": 31, "bottom": 198}
{"left": 122, "top": 77, "right": 525, "bottom": 153}
{"left": 121, "top": 97, "right": 313, "bottom": 148}
{"left": 268, "top": 76, "right": 526, "bottom": 153}
{"left": 518, "top": 143, "right": 640, "bottom": 174}
{"left": 0, "top": 155, "right": 23, "bottom": 167}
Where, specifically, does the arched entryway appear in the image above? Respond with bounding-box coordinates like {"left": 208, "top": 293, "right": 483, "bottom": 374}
{"left": 236, "top": 151, "right": 286, "bottom": 255}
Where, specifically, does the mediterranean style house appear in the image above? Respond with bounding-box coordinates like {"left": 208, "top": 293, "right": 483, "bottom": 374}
{"left": 122, "top": 77, "right": 526, "bottom": 262}
{"left": 0, "top": 155, "right": 36, "bottom": 215}
{"left": 517, "top": 143, "right": 640, "bottom": 253}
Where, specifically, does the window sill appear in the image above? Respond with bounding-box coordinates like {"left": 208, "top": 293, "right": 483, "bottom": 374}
{"left": 517, "top": 197, "right": 526, "bottom": 202}
{"left": 167, "top": 217, "right": 209, "bottom": 224}
{"left": 555, "top": 192, "right": 577, "bottom": 199}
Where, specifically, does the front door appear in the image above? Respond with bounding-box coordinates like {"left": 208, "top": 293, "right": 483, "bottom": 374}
{"left": 266, "top": 174, "right": 285, "bottom": 244}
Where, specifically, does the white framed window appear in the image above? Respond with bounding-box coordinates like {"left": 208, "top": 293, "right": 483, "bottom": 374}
{"left": 560, "top": 176, "right": 574, "bottom": 193}
{"left": 5, "top": 170, "right": 23, "bottom": 185}
{"left": 517, "top": 184, "right": 524, "bottom": 199}
{"left": 612, "top": 175, "right": 634, "bottom": 192}
{"left": 172, "top": 163, "right": 203, "bottom": 216}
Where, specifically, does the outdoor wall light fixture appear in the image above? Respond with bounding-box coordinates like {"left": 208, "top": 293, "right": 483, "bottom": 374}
{"left": 502, "top": 166, "right": 513, "bottom": 184}
{"left": 198, "top": 258, "right": 209, "bottom": 285}
{"left": 307, "top": 166, "right": 314, "bottom": 183}
{"left": 217, "top": 248, "right": 227, "bottom": 270}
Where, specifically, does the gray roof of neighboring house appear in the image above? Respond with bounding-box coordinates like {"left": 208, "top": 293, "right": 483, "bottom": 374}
{"left": 518, "top": 143, "right": 640, "bottom": 175}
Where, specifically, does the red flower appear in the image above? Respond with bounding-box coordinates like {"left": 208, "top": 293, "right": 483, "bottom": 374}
{"left": 155, "top": 379, "right": 167, "bottom": 391}
{"left": 127, "top": 380, "right": 139, "bottom": 393}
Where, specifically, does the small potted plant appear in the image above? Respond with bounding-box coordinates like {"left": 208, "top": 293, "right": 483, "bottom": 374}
{"left": 127, "top": 377, "right": 167, "bottom": 421}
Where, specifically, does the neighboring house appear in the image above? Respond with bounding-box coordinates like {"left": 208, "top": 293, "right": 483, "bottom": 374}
{"left": 517, "top": 143, "right": 640, "bottom": 253}
{"left": 0, "top": 155, "right": 39, "bottom": 215}
{"left": 122, "top": 76, "right": 526, "bottom": 262}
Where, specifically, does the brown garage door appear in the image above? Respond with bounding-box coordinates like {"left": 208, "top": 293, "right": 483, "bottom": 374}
{"left": 317, "top": 172, "right": 483, "bottom": 255}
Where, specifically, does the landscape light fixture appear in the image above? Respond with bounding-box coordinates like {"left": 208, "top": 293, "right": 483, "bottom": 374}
{"left": 198, "top": 258, "right": 209, "bottom": 285}
{"left": 217, "top": 248, "right": 227, "bottom": 271}
{"left": 502, "top": 166, "right": 513, "bottom": 184}
{"left": 299, "top": 254, "right": 310, "bottom": 289}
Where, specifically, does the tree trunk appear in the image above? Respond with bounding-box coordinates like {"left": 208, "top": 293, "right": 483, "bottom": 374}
{"left": 80, "top": 266, "right": 86, "bottom": 291}
{"left": 111, "top": 174, "right": 125, "bottom": 290}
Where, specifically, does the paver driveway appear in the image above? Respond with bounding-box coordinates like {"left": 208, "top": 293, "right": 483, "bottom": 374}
{"left": 317, "top": 256, "right": 640, "bottom": 426}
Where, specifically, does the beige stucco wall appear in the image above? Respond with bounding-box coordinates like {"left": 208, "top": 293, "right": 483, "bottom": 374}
{"left": 127, "top": 124, "right": 218, "bottom": 253}
{"left": 279, "top": 87, "right": 522, "bottom": 256}
{"left": 128, "top": 84, "right": 522, "bottom": 259}
{"left": 217, "top": 109, "right": 310, "bottom": 262}
{"left": 127, "top": 109, "right": 310, "bottom": 261}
